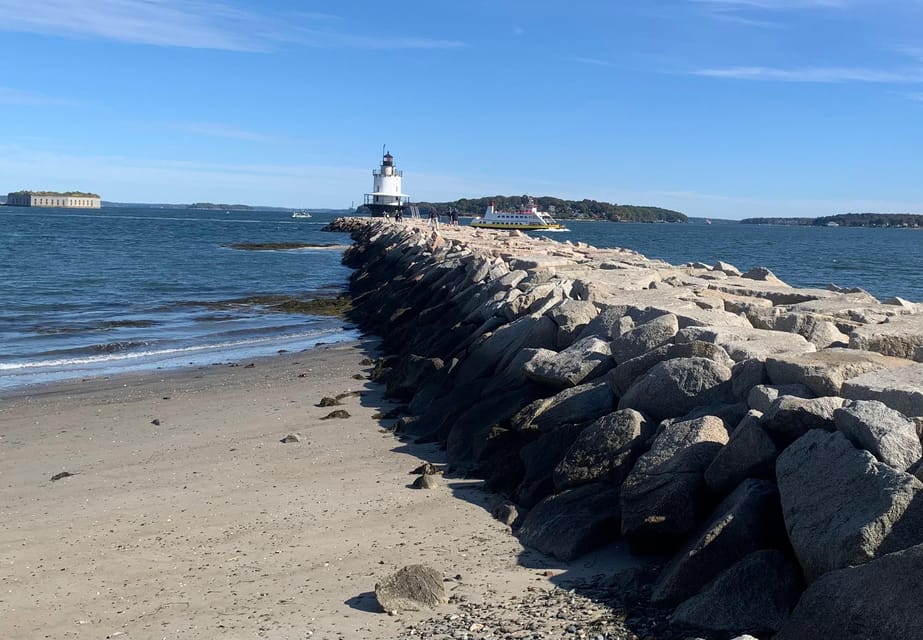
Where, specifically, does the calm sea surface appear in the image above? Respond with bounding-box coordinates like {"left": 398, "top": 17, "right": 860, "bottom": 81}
{"left": 1, "top": 208, "right": 920, "bottom": 391}
{"left": 0, "top": 207, "right": 356, "bottom": 391}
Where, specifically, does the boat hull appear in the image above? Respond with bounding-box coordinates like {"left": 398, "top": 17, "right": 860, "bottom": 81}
{"left": 470, "top": 221, "right": 562, "bottom": 230}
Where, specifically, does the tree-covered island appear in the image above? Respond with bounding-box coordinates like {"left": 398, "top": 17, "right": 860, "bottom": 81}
{"left": 741, "top": 213, "right": 923, "bottom": 228}
{"left": 366, "top": 195, "right": 688, "bottom": 223}
{"left": 9, "top": 190, "right": 100, "bottom": 197}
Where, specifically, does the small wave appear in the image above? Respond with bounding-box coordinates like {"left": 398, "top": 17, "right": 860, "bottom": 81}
{"left": 0, "top": 329, "right": 348, "bottom": 372}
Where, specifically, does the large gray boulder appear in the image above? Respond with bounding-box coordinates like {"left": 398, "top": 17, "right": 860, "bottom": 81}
{"left": 747, "top": 383, "right": 813, "bottom": 413}
{"left": 621, "top": 415, "right": 730, "bottom": 541}
{"left": 775, "top": 543, "right": 923, "bottom": 640}
{"left": 554, "top": 409, "right": 649, "bottom": 492}
{"left": 517, "top": 482, "right": 622, "bottom": 561}
{"left": 776, "top": 430, "right": 923, "bottom": 581}
{"left": 522, "top": 337, "right": 613, "bottom": 389}
{"left": 841, "top": 363, "right": 923, "bottom": 417}
{"left": 761, "top": 395, "right": 845, "bottom": 441}
{"left": 511, "top": 380, "right": 614, "bottom": 432}
{"left": 835, "top": 400, "right": 922, "bottom": 471}
{"left": 652, "top": 479, "right": 786, "bottom": 606}
{"left": 849, "top": 315, "right": 923, "bottom": 361}
{"left": 547, "top": 299, "right": 598, "bottom": 349}
{"left": 608, "top": 340, "right": 734, "bottom": 397}
{"left": 516, "top": 423, "right": 586, "bottom": 507}
{"left": 676, "top": 325, "right": 816, "bottom": 363}
{"left": 705, "top": 411, "right": 783, "bottom": 495}
{"left": 765, "top": 348, "right": 912, "bottom": 397}
{"left": 375, "top": 564, "right": 447, "bottom": 612}
{"left": 611, "top": 313, "right": 679, "bottom": 363}
{"left": 618, "top": 357, "right": 733, "bottom": 422}
{"left": 670, "top": 550, "right": 803, "bottom": 638}
{"left": 453, "top": 313, "right": 558, "bottom": 386}
{"left": 730, "top": 358, "right": 770, "bottom": 402}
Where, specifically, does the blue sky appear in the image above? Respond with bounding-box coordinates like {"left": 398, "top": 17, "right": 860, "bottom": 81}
{"left": 1, "top": 0, "right": 921, "bottom": 218}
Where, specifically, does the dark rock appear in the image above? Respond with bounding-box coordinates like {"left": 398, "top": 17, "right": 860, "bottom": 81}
{"left": 775, "top": 543, "right": 923, "bottom": 640}
{"left": 320, "top": 409, "right": 351, "bottom": 420}
{"left": 409, "top": 463, "right": 442, "bottom": 475}
{"left": 517, "top": 482, "right": 622, "bottom": 561}
{"left": 761, "top": 395, "right": 845, "bottom": 442}
{"left": 776, "top": 430, "right": 923, "bottom": 581}
{"left": 317, "top": 397, "right": 341, "bottom": 407}
{"left": 522, "top": 337, "right": 613, "bottom": 389}
{"left": 670, "top": 550, "right": 803, "bottom": 638}
{"left": 511, "top": 380, "right": 614, "bottom": 433}
{"left": 374, "top": 564, "right": 447, "bottom": 612}
{"left": 747, "top": 383, "right": 813, "bottom": 413}
{"left": 705, "top": 412, "right": 783, "bottom": 495}
{"left": 611, "top": 313, "right": 679, "bottom": 363}
{"left": 411, "top": 474, "right": 441, "bottom": 490}
{"left": 621, "top": 415, "right": 730, "bottom": 542}
{"left": 491, "top": 501, "right": 523, "bottom": 527}
{"left": 553, "top": 409, "right": 649, "bottom": 492}
{"left": 835, "top": 400, "right": 922, "bottom": 471}
{"left": 280, "top": 433, "right": 302, "bottom": 443}
{"left": 50, "top": 471, "right": 75, "bottom": 482}
{"left": 651, "top": 479, "right": 786, "bottom": 606}
{"left": 608, "top": 340, "right": 734, "bottom": 397}
{"left": 730, "top": 358, "right": 769, "bottom": 403}
{"left": 516, "top": 423, "right": 587, "bottom": 507}
{"left": 618, "top": 357, "right": 733, "bottom": 422}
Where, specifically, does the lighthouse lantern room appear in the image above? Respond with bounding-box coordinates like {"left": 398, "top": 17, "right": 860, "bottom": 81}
{"left": 364, "top": 149, "right": 409, "bottom": 217}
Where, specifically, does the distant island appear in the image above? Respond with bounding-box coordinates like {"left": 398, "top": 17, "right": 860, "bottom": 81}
{"left": 363, "top": 195, "right": 688, "bottom": 223}
{"left": 741, "top": 213, "right": 923, "bottom": 228}
{"left": 188, "top": 202, "right": 263, "bottom": 211}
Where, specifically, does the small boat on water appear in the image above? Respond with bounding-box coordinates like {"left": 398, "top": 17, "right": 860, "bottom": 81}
{"left": 469, "top": 197, "right": 563, "bottom": 230}
{"left": 292, "top": 210, "right": 312, "bottom": 219}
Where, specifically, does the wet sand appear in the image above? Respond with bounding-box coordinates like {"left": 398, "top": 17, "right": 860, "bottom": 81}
{"left": 0, "top": 340, "right": 632, "bottom": 640}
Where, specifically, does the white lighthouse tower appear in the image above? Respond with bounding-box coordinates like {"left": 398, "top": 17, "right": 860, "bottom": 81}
{"left": 364, "top": 149, "right": 409, "bottom": 217}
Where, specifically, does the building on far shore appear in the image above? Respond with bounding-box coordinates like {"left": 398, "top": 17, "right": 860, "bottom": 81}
{"left": 6, "top": 190, "right": 102, "bottom": 208}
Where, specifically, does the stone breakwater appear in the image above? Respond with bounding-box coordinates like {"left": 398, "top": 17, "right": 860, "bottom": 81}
{"left": 327, "top": 217, "right": 923, "bottom": 640}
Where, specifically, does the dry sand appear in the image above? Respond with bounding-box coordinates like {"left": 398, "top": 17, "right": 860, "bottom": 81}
{"left": 0, "top": 339, "right": 634, "bottom": 640}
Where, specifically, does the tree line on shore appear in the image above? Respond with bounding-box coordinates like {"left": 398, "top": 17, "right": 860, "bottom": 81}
{"left": 403, "top": 195, "right": 688, "bottom": 223}
{"left": 741, "top": 213, "right": 923, "bottom": 228}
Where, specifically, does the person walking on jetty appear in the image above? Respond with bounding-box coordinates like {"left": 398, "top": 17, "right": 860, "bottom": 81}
{"left": 450, "top": 208, "right": 459, "bottom": 226}
{"left": 428, "top": 209, "right": 439, "bottom": 229}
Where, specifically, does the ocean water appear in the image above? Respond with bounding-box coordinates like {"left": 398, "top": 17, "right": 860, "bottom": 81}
{"left": 2, "top": 208, "right": 920, "bottom": 392}
{"left": 0, "top": 207, "right": 357, "bottom": 391}
{"left": 535, "top": 220, "right": 923, "bottom": 302}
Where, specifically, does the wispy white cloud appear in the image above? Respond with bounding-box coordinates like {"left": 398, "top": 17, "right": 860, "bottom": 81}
{"left": 0, "top": 87, "right": 82, "bottom": 106}
{"left": 694, "top": 0, "right": 846, "bottom": 8}
{"left": 566, "top": 56, "right": 615, "bottom": 67}
{"left": 168, "top": 122, "right": 277, "bottom": 143}
{"left": 693, "top": 65, "right": 923, "bottom": 82}
{"left": 0, "top": 0, "right": 465, "bottom": 51}
{"left": 693, "top": 0, "right": 848, "bottom": 28}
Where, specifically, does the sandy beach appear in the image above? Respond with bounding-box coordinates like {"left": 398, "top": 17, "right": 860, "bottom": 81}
{"left": 1, "top": 339, "right": 633, "bottom": 640}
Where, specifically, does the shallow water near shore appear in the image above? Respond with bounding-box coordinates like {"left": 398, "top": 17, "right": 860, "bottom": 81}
{"left": 0, "top": 206, "right": 357, "bottom": 391}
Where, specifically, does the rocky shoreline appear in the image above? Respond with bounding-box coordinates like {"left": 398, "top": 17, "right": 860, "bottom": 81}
{"left": 326, "top": 217, "right": 923, "bottom": 640}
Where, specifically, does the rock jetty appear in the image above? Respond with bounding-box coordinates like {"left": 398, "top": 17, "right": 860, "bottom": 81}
{"left": 326, "top": 217, "right": 923, "bottom": 640}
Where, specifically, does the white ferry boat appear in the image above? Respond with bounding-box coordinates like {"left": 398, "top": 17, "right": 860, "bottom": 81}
{"left": 292, "top": 210, "right": 312, "bottom": 219}
{"left": 469, "top": 197, "right": 563, "bottom": 230}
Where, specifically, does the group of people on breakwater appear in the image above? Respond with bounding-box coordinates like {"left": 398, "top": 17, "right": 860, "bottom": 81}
{"left": 327, "top": 216, "right": 923, "bottom": 640}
